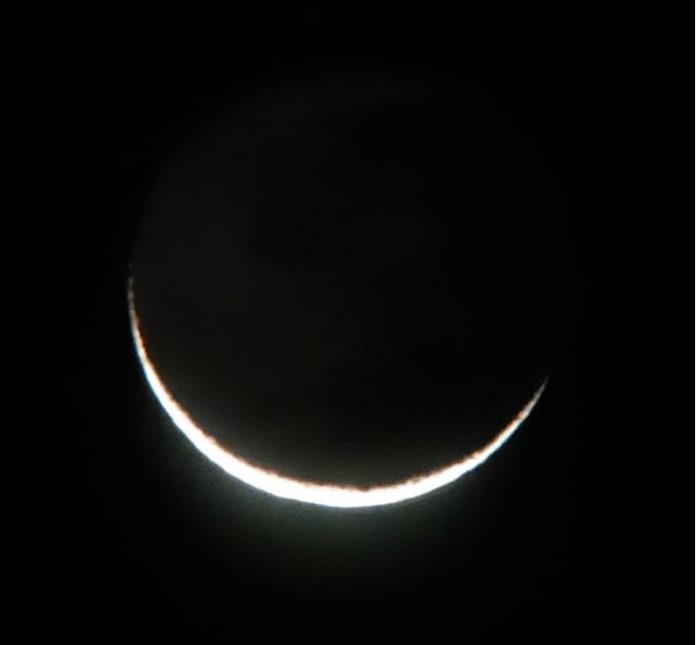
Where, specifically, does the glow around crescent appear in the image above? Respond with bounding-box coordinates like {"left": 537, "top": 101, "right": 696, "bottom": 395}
{"left": 128, "top": 282, "right": 547, "bottom": 508}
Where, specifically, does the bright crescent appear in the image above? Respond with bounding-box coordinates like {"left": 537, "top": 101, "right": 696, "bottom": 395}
{"left": 128, "top": 282, "right": 547, "bottom": 508}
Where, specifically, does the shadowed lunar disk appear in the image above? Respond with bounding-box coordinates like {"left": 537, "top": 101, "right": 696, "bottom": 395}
{"left": 129, "top": 74, "right": 564, "bottom": 502}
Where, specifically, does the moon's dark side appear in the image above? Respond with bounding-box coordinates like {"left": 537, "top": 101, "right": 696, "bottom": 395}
{"left": 130, "top": 75, "right": 564, "bottom": 487}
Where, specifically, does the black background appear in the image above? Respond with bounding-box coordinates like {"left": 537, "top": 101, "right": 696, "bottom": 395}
{"left": 9, "top": 9, "right": 690, "bottom": 639}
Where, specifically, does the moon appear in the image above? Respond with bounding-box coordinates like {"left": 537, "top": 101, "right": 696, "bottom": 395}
{"left": 127, "top": 73, "right": 562, "bottom": 508}
{"left": 129, "top": 280, "right": 546, "bottom": 508}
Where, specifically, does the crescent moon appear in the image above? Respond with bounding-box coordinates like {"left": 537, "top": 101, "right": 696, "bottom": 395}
{"left": 128, "top": 281, "right": 547, "bottom": 508}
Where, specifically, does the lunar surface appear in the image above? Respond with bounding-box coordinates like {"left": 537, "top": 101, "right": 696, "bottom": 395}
{"left": 129, "top": 288, "right": 545, "bottom": 507}
{"left": 128, "top": 74, "right": 563, "bottom": 506}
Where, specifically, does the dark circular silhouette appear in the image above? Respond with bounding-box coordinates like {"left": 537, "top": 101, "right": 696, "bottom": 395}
{"left": 130, "top": 73, "right": 564, "bottom": 487}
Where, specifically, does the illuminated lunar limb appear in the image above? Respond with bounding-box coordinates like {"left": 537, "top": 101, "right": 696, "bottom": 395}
{"left": 128, "top": 282, "right": 547, "bottom": 509}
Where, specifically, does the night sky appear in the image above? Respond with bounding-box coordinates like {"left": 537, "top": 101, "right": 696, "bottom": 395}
{"left": 12, "top": 11, "right": 688, "bottom": 639}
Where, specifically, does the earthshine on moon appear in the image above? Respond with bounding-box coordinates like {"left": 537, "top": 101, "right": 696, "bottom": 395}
{"left": 128, "top": 281, "right": 547, "bottom": 508}
{"left": 127, "top": 74, "right": 561, "bottom": 508}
